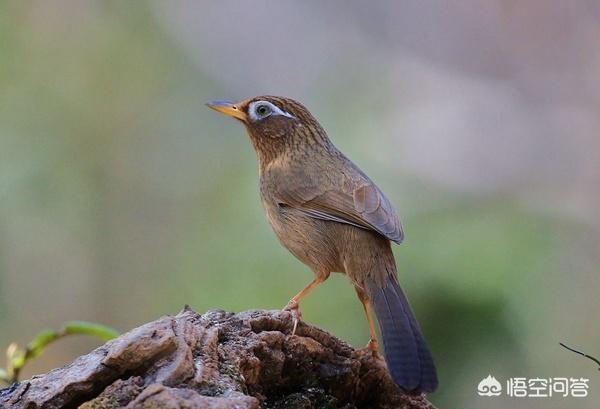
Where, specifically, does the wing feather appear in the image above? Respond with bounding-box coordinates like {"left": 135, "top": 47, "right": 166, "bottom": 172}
{"left": 278, "top": 180, "right": 404, "bottom": 244}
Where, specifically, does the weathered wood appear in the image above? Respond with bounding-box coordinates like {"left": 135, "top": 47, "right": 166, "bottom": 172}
{"left": 0, "top": 308, "right": 436, "bottom": 408}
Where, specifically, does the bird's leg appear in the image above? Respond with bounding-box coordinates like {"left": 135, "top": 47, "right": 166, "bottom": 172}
{"left": 283, "top": 274, "right": 327, "bottom": 335}
{"left": 355, "top": 285, "right": 381, "bottom": 358}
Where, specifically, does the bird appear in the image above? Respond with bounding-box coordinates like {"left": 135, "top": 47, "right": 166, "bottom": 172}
{"left": 207, "top": 96, "right": 438, "bottom": 393}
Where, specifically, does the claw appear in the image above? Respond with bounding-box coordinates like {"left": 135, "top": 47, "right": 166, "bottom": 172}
{"left": 366, "top": 338, "right": 381, "bottom": 359}
{"left": 282, "top": 300, "right": 302, "bottom": 335}
{"left": 357, "top": 339, "right": 381, "bottom": 359}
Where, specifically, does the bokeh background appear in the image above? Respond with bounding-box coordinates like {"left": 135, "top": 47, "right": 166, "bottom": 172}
{"left": 1, "top": 1, "right": 599, "bottom": 408}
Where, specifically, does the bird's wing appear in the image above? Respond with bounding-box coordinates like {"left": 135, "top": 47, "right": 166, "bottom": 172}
{"left": 278, "top": 179, "right": 404, "bottom": 244}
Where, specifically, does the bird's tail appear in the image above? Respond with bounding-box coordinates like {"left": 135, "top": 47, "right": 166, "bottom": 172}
{"left": 364, "top": 274, "right": 438, "bottom": 393}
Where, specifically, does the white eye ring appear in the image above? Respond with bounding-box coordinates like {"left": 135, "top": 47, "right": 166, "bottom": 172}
{"left": 248, "top": 101, "right": 295, "bottom": 122}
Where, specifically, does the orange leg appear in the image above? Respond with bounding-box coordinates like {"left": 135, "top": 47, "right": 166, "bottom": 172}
{"left": 355, "top": 286, "right": 380, "bottom": 357}
{"left": 283, "top": 275, "right": 328, "bottom": 335}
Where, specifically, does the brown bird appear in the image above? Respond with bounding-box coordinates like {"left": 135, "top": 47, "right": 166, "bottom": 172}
{"left": 207, "top": 96, "right": 438, "bottom": 393}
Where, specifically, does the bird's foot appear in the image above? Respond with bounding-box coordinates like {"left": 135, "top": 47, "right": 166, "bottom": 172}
{"left": 282, "top": 300, "right": 302, "bottom": 335}
{"left": 367, "top": 338, "right": 381, "bottom": 358}
{"left": 357, "top": 339, "right": 381, "bottom": 359}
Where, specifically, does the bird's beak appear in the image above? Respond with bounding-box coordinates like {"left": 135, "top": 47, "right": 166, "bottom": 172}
{"left": 206, "top": 100, "right": 247, "bottom": 122}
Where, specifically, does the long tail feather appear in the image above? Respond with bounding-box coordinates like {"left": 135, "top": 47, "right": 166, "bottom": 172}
{"left": 365, "top": 275, "right": 438, "bottom": 392}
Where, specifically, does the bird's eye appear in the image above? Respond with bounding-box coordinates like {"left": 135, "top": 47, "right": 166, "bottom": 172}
{"left": 255, "top": 104, "right": 272, "bottom": 118}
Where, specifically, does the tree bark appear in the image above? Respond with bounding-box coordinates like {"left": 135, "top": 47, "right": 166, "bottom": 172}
{"left": 0, "top": 308, "right": 436, "bottom": 409}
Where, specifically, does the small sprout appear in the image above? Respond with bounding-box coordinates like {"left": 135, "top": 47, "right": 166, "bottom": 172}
{"left": 62, "top": 321, "right": 119, "bottom": 342}
{"left": 1, "top": 321, "right": 119, "bottom": 385}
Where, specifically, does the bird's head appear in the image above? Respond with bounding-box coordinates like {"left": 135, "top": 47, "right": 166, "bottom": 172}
{"left": 207, "top": 96, "right": 330, "bottom": 164}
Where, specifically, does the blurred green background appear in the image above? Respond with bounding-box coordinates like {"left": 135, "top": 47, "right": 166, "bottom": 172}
{"left": 0, "top": 1, "right": 598, "bottom": 408}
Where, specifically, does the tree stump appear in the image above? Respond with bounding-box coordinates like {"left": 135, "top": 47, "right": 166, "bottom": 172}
{"left": 0, "top": 308, "right": 436, "bottom": 408}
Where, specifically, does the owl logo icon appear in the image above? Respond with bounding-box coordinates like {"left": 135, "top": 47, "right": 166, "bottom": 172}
{"left": 478, "top": 375, "right": 502, "bottom": 396}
